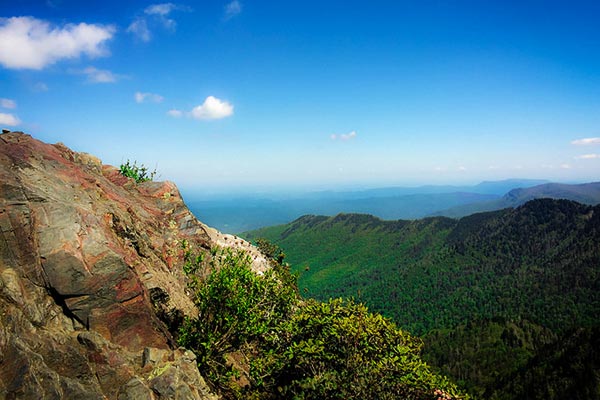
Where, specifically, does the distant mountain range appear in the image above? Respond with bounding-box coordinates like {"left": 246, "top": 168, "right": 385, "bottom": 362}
{"left": 294, "top": 178, "right": 550, "bottom": 198}
{"left": 186, "top": 179, "right": 554, "bottom": 233}
{"left": 433, "top": 181, "right": 600, "bottom": 217}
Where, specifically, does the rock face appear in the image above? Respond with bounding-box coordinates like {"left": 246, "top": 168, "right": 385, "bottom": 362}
{"left": 0, "top": 132, "right": 268, "bottom": 399}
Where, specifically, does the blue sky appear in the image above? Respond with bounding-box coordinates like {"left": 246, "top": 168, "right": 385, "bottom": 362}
{"left": 1, "top": 1, "right": 599, "bottom": 193}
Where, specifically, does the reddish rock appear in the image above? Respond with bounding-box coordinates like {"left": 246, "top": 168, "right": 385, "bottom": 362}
{"left": 0, "top": 132, "right": 219, "bottom": 399}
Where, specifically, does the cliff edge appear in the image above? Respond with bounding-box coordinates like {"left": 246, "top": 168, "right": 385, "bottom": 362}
{"left": 0, "top": 131, "right": 267, "bottom": 399}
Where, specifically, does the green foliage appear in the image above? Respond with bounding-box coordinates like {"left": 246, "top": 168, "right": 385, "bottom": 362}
{"left": 489, "top": 327, "right": 600, "bottom": 400}
{"left": 177, "top": 245, "right": 468, "bottom": 399}
{"left": 181, "top": 239, "right": 204, "bottom": 276}
{"left": 422, "top": 319, "right": 557, "bottom": 397}
{"left": 177, "top": 246, "right": 298, "bottom": 393}
{"left": 242, "top": 199, "right": 600, "bottom": 336}
{"left": 244, "top": 213, "right": 468, "bottom": 335}
{"left": 253, "top": 298, "right": 468, "bottom": 400}
{"left": 242, "top": 199, "right": 600, "bottom": 399}
{"left": 254, "top": 238, "right": 286, "bottom": 264}
{"left": 119, "top": 159, "right": 157, "bottom": 183}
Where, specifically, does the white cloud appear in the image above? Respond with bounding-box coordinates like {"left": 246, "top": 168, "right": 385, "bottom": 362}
{"left": 331, "top": 130, "right": 357, "bottom": 141}
{"left": 0, "top": 16, "right": 114, "bottom": 70}
{"left": 0, "top": 98, "right": 16, "bottom": 109}
{"left": 129, "top": 3, "right": 190, "bottom": 41}
{"left": 0, "top": 113, "right": 21, "bottom": 126}
{"left": 78, "top": 66, "right": 118, "bottom": 83}
{"left": 560, "top": 163, "right": 572, "bottom": 169}
{"left": 575, "top": 153, "right": 600, "bottom": 159}
{"left": 145, "top": 3, "right": 177, "bottom": 16}
{"left": 225, "top": 1, "right": 242, "bottom": 19}
{"left": 127, "top": 18, "right": 151, "bottom": 42}
{"left": 190, "top": 96, "right": 234, "bottom": 120}
{"left": 146, "top": 4, "right": 176, "bottom": 31}
{"left": 458, "top": 166, "right": 467, "bottom": 171}
{"left": 571, "top": 137, "right": 600, "bottom": 145}
{"left": 135, "top": 91, "right": 164, "bottom": 103}
{"left": 167, "top": 109, "right": 183, "bottom": 118}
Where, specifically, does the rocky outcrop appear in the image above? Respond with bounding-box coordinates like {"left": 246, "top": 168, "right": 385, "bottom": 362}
{"left": 0, "top": 132, "right": 266, "bottom": 399}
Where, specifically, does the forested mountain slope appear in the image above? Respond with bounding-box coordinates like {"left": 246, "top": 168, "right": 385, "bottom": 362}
{"left": 244, "top": 199, "right": 600, "bottom": 335}
{"left": 244, "top": 199, "right": 600, "bottom": 398}
{"left": 422, "top": 320, "right": 600, "bottom": 399}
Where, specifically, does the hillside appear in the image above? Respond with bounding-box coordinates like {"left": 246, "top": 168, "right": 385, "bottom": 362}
{"left": 423, "top": 320, "right": 600, "bottom": 399}
{"left": 422, "top": 318, "right": 558, "bottom": 397}
{"left": 434, "top": 181, "right": 600, "bottom": 218}
{"left": 488, "top": 326, "right": 600, "bottom": 399}
{"left": 244, "top": 200, "right": 600, "bottom": 398}
{"left": 244, "top": 199, "right": 600, "bottom": 335}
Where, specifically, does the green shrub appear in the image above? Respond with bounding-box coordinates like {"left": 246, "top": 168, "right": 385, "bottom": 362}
{"left": 255, "top": 238, "right": 286, "bottom": 264}
{"left": 178, "top": 247, "right": 298, "bottom": 393}
{"left": 119, "top": 160, "right": 156, "bottom": 183}
{"left": 252, "top": 298, "right": 467, "bottom": 399}
{"left": 178, "top": 245, "right": 467, "bottom": 399}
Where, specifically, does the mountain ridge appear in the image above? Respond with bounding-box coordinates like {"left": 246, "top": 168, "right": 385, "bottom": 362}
{"left": 243, "top": 198, "right": 600, "bottom": 335}
{"left": 433, "top": 181, "right": 600, "bottom": 218}
{"left": 186, "top": 179, "right": 553, "bottom": 233}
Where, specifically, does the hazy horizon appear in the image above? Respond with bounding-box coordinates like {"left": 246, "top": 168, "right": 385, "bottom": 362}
{"left": 2, "top": 1, "right": 600, "bottom": 190}
{"left": 178, "top": 176, "right": 600, "bottom": 200}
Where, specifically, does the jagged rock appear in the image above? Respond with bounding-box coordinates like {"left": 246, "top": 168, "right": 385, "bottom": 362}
{"left": 0, "top": 131, "right": 246, "bottom": 399}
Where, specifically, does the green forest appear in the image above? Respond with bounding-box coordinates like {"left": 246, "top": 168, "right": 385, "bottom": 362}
{"left": 243, "top": 199, "right": 600, "bottom": 398}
